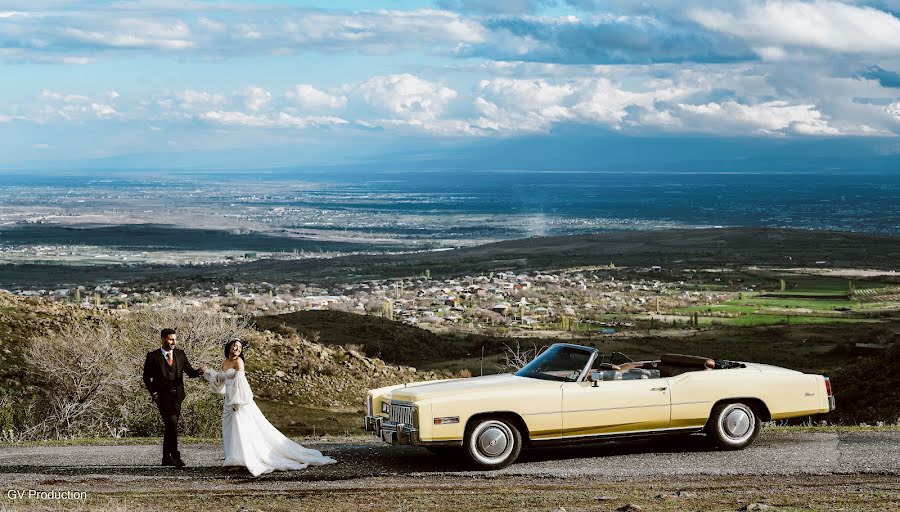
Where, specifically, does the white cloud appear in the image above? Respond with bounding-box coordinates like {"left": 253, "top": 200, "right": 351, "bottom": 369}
{"left": 200, "top": 110, "right": 348, "bottom": 129}
{"left": 239, "top": 86, "right": 272, "bottom": 112}
{"left": 278, "top": 9, "right": 485, "bottom": 51}
{"left": 90, "top": 102, "right": 119, "bottom": 118}
{"left": 577, "top": 78, "right": 693, "bottom": 126}
{"left": 889, "top": 101, "right": 900, "bottom": 120}
{"left": 472, "top": 78, "right": 576, "bottom": 132}
{"left": 469, "top": 76, "right": 697, "bottom": 133}
{"left": 0, "top": 6, "right": 485, "bottom": 62}
{"left": 61, "top": 20, "right": 194, "bottom": 50}
{"left": 156, "top": 89, "right": 228, "bottom": 112}
{"left": 675, "top": 100, "right": 840, "bottom": 135}
{"left": 689, "top": 1, "right": 900, "bottom": 56}
{"left": 286, "top": 85, "right": 347, "bottom": 111}
{"left": 35, "top": 89, "right": 121, "bottom": 121}
{"left": 357, "top": 73, "right": 458, "bottom": 121}
{"left": 471, "top": 96, "right": 553, "bottom": 132}
{"left": 478, "top": 78, "right": 575, "bottom": 108}
{"left": 199, "top": 111, "right": 269, "bottom": 128}
{"left": 8, "top": 62, "right": 897, "bottom": 138}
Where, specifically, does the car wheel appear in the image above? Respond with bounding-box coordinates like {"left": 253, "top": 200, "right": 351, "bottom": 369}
{"left": 464, "top": 417, "right": 522, "bottom": 470}
{"left": 707, "top": 402, "right": 761, "bottom": 450}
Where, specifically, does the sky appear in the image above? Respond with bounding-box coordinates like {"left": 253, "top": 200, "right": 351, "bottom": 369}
{"left": 0, "top": 0, "right": 899, "bottom": 171}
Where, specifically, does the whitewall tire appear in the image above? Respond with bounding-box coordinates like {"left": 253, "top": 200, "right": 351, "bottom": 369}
{"left": 464, "top": 417, "right": 522, "bottom": 470}
{"left": 707, "top": 402, "right": 761, "bottom": 450}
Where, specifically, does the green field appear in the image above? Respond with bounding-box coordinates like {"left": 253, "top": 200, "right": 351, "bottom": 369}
{"left": 672, "top": 285, "right": 899, "bottom": 326}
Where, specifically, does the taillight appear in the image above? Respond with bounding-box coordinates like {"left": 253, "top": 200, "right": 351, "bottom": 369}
{"left": 824, "top": 377, "right": 832, "bottom": 396}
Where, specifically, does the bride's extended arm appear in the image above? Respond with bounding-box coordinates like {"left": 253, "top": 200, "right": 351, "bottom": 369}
{"left": 226, "top": 360, "right": 252, "bottom": 410}
{"left": 202, "top": 368, "right": 226, "bottom": 394}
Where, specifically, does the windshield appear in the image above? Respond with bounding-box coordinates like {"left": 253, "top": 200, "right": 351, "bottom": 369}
{"left": 515, "top": 345, "right": 595, "bottom": 382}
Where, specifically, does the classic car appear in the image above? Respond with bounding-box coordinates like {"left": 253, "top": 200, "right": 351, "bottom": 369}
{"left": 364, "top": 343, "right": 835, "bottom": 469}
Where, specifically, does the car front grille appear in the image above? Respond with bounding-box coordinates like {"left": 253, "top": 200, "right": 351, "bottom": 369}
{"left": 389, "top": 402, "right": 414, "bottom": 425}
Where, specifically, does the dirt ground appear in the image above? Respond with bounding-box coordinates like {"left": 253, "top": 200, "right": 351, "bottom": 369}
{"left": 2, "top": 474, "right": 898, "bottom": 511}
{"left": 2, "top": 431, "right": 898, "bottom": 511}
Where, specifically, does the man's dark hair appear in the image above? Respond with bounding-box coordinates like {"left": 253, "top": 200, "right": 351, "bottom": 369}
{"left": 160, "top": 328, "right": 177, "bottom": 339}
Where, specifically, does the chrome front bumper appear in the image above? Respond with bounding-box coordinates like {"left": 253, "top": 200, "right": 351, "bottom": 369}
{"left": 365, "top": 415, "right": 420, "bottom": 445}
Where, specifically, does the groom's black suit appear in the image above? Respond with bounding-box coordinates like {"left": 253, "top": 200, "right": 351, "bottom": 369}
{"left": 142, "top": 348, "right": 201, "bottom": 464}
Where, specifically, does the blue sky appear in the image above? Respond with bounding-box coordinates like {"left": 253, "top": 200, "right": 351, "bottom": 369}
{"left": 0, "top": 0, "right": 898, "bottom": 170}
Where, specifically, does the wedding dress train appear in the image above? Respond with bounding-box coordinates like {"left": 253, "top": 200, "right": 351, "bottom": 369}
{"left": 203, "top": 368, "right": 336, "bottom": 476}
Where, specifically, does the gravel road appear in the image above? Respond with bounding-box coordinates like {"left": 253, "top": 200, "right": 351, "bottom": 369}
{"left": 1, "top": 430, "right": 898, "bottom": 485}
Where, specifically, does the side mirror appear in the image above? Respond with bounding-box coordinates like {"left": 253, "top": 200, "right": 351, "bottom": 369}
{"left": 591, "top": 371, "right": 600, "bottom": 387}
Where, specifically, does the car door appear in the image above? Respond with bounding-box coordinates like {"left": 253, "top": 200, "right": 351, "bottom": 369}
{"left": 561, "top": 378, "right": 671, "bottom": 438}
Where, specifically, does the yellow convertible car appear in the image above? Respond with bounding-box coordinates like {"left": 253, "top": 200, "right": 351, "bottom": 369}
{"left": 364, "top": 343, "right": 835, "bottom": 469}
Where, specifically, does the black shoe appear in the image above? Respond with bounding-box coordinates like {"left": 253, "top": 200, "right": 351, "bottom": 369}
{"left": 174, "top": 458, "right": 186, "bottom": 469}
{"left": 161, "top": 457, "right": 176, "bottom": 466}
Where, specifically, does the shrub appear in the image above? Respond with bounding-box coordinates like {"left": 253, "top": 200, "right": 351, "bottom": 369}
{"left": 0, "top": 390, "right": 38, "bottom": 443}
{"left": 24, "top": 302, "right": 253, "bottom": 440}
{"left": 497, "top": 341, "right": 546, "bottom": 372}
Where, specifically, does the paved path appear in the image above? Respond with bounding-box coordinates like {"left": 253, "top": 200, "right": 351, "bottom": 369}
{"left": 1, "top": 430, "right": 897, "bottom": 486}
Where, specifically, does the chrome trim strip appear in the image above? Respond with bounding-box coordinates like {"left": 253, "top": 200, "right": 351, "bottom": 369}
{"left": 563, "top": 403, "right": 669, "bottom": 414}
{"left": 532, "top": 426, "right": 704, "bottom": 442}
{"left": 519, "top": 400, "right": 708, "bottom": 417}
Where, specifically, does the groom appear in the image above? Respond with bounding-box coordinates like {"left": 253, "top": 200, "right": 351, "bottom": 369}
{"left": 142, "top": 328, "right": 205, "bottom": 469}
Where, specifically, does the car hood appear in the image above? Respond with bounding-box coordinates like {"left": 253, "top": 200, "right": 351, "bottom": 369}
{"left": 388, "top": 373, "right": 539, "bottom": 402}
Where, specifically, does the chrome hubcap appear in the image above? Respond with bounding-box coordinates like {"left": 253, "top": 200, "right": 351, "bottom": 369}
{"left": 478, "top": 426, "right": 509, "bottom": 457}
{"left": 723, "top": 406, "right": 752, "bottom": 439}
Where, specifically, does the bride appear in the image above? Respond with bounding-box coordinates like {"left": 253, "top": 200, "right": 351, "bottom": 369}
{"left": 203, "top": 339, "right": 336, "bottom": 476}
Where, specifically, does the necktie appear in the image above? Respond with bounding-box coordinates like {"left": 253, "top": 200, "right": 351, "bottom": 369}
{"left": 166, "top": 352, "right": 172, "bottom": 366}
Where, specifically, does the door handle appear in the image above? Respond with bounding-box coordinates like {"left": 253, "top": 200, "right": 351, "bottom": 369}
{"left": 651, "top": 387, "right": 667, "bottom": 391}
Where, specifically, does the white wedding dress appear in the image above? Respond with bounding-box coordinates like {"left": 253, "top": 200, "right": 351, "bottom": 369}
{"left": 203, "top": 368, "right": 336, "bottom": 476}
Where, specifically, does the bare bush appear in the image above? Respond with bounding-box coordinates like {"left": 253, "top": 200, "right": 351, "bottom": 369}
{"left": 27, "top": 319, "right": 126, "bottom": 438}
{"left": 0, "top": 389, "right": 40, "bottom": 443}
{"left": 25, "top": 302, "right": 254, "bottom": 440}
{"left": 497, "top": 341, "right": 545, "bottom": 372}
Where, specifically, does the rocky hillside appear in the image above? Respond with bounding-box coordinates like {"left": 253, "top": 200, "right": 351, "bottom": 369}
{"left": 827, "top": 341, "right": 900, "bottom": 424}
{"left": 0, "top": 292, "right": 112, "bottom": 389}
{"left": 244, "top": 328, "right": 460, "bottom": 410}
{"left": 256, "top": 309, "right": 501, "bottom": 366}
{"left": 0, "top": 291, "right": 458, "bottom": 424}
